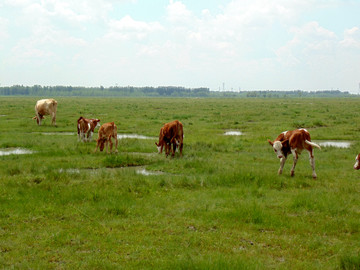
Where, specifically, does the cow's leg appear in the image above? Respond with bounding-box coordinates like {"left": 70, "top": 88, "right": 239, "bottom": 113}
{"left": 85, "top": 130, "right": 91, "bottom": 142}
{"left": 89, "top": 131, "right": 93, "bottom": 142}
{"left": 172, "top": 142, "right": 177, "bottom": 157}
{"left": 86, "top": 124, "right": 91, "bottom": 142}
{"left": 36, "top": 113, "right": 42, "bottom": 125}
{"left": 94, "top": 140, "right": 100, "bottom": 153}
{"left": 278, "top": 157, "right": 287, "bottom": 175}
{"left": 290, "top": 150, "right": 298, "bottom": 177}
{"left": 178, "top": 139, "right": 183, "bottom": 157}
{"left": 114, "top": 137, "right": 118, "bottom": 153}
{"left": 77, "top": 124, "right": 81, "bottom": 141}
{"left": 308, "top": 150, "right": 317, "bottom": 179}
{"left": 108, "top": 137, "right": 113, "bottom": 153}
{"left": 180, "top": 143, "right": 183, "bottom": 156}
{"left": 165, "top": 143, "right": 170, "bottom": 157}
{"left": 51, "top": 112, "right": 56, "bottom": 125}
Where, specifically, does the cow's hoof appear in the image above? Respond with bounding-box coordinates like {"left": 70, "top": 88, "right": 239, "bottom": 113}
{"left": 290, "top": 171, "right": 295, "bottom": 177}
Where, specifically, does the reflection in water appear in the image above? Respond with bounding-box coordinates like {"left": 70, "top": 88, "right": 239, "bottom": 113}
{"left": 0, "top": 148, "right": 34, "bottom": 156}
{"left": 224, "top": 131, "right": 243, "bottom": 136}
{"left": 318, "top": 141, "right": 351, "bottom": 148}
{"left": 118, "top": 134, "right": 156, "bottom": 140}
{"left": 136, "top": 169, "right": 163, "bottom": 176}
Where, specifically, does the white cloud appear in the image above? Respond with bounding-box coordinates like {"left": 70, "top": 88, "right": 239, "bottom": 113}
{"left": 0, "top": 18, "right": 9, "bottom": 42}
{"left": 1, "top": 0, "right": 359, "bottom": 91}
{"left": 340, "top": 27, "right": 360, "bottom": 49}
{"left": 166, "top": 0, "right": 193, "bottom": 23}
{"left": 106, "top": 15, "right": 163, "bottom": 40}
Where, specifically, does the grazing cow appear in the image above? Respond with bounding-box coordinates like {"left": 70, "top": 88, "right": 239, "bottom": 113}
{"left": 268, "top": 129, "right": 321, "bottom": 179}
{"left": 33, "top": 99, "right": 57, "bottom": 126}
{"left": 94, "top": 122, "right": 118, "bottom": 154}
{"left": 77, "top": 117, "right": 101, "bottom": 142}
{"left": 155, "top": 120, "right": 183, "bottom": 157}
{"left": 354, "top": 154, "right": 360, "bottom": 170}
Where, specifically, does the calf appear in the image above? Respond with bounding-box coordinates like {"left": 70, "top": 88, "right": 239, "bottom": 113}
{"left": 268, "top": 129, "right": 321, "bottom": 178}
{"left": 354, "top": 154, "right": 360, "bottom": 170}
{"left": 77, "top": 117, "right": 101, "bottom": 142}
{"left": 33, "top": 98, "right": 57, "bottom": 125}
{"left": 94, "top": 122, "right": 118, "bottom": 154}
{"left": 155, "top": 120, "right": 183, "bottom": 157}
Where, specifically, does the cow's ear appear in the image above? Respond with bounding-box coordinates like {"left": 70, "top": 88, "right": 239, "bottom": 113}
{"left": 267, "top": 139, "right": 273, "bottom": 146}
{"left": 281, "top": 139, "right": 289, "bottom": 148}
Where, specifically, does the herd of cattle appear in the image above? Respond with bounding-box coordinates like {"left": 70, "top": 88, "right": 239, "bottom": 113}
{"left": 33, "top": 98, "right": 183, "bottom": 157}
{"left": 33, "top": 98, "right": 359, "bottom": 178}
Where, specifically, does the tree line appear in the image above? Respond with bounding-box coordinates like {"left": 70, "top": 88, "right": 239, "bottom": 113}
{"left": 0, "top": 85, "right": 355, "bottom": 98}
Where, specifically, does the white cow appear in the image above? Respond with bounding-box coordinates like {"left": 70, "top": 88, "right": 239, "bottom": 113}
{"left": 33, "top": 99, "right": 58, "bottom": 126}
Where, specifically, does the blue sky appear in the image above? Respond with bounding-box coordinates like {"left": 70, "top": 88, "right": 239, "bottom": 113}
{"left": 1, "top": 0, "right": 360, "bottom": 92}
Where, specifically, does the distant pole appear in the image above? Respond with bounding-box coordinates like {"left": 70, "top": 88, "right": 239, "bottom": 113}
{"left": 223, "top": 82, "right": 225, "bottom": 91}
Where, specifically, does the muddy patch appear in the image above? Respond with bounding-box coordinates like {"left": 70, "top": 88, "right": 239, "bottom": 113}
{"left": 318, "top": 141, "right": 351, "bottom": 148}
{"left": 0, "top": 148, "right": 35, "bottom": 156}
{"left": 118, "top": 134, "right": 156, "bottom": 140}
{"left": 224, "top": 131, "right": 243, "bottom": 136}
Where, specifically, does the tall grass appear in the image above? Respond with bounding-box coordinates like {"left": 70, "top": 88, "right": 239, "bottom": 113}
{"left": 0, "top": 97, "right": 359, "bottom": 269}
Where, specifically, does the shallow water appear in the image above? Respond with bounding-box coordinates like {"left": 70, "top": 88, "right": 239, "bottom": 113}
{"left": 0, "top": 148, "right": 34, "bottom": 156}
{"left": 318, "top": 141, "right": 351, "bottom": 148}
{"left": 41, "top": 132, "right": 75, "bottom": 136}
{"left": 136, "top": 168, "right": 163, "bottom": 176}
{"left": 224, "top": 131, "right": 243, "bottom": 136}
{"left": 59, "top": 168, "right": 81, "bottom": 174}
{"left": 118, "top": 134, "right": 156, "bottom": 140}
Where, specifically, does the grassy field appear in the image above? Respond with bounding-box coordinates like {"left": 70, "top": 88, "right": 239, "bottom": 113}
{"left": 0, "top": 97, "right": 359, "bottom": 269}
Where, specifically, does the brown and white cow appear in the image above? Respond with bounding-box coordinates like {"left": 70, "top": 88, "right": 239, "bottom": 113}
{"left": 77, "top": 117, "right": 101, "bottom": 142}
{"left": 354, "top": 154, "right": 360, "bottom": 170}
{"left": 33, "top": 98, "right": 57, "bottom": 126}
{"left": 268, "top": 128, "right": 321, "bottom": 179}
{"left": 94, "top": 122, "right": 118, "bottom": 154}
{"left": 155, "top": 120, "right": 183, "bottom": 157}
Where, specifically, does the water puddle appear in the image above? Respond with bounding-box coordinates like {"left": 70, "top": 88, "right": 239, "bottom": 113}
{"left": 318, "top": 141, "right": 351, "bottom": 148}
{"left": 118, "top": 134, "right": 156, "bottom": 140}
{"left": 41, "top": 132, "right": 75, "bottom": 136}
{"left": 59, "top": 168, "right": 81, "bottom": 174}
{"left": 0, "top": 148, "right": 35, "bottom": 156}
{"left": 224, "top": 131, "right": 243, "bottom": 136}
{"left": 136, "top": 168, "right": 164, "bottom": 176}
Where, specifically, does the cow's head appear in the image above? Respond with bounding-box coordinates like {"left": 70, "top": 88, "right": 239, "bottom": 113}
{"left": 33, "top": 115, "right": 45, "bottom": 124}
{"left": 268, "top": 139, "right": 289, "bottom": 159}
{"left": 99, "top": 138, "right": 106, "bottom": 152}
{"left": 155, "top": 142, "right": 162, "bottom": 153}
{"left": 94, "top": 119, "right": 101, "bottom": 128}
{"left": 354, "top": 154, "right": 360, "bottom": 170}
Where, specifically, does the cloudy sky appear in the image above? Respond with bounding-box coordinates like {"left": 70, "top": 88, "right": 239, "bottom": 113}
{"left": 1, "top": 0, "right": 360, "bottom": 92}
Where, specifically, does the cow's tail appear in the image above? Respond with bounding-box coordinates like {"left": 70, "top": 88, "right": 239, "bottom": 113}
{"left": 305, "top": 140, "right": 321, "bottom": 150}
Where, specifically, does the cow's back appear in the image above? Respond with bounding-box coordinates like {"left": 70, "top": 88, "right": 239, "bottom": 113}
{"left": 35, "top": 99, "right": 57, "bottom": 115}
{"left": 98, "top": 122, "right": 117, "bottom": 139}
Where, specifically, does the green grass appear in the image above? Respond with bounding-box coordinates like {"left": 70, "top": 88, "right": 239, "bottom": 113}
{"left": 0, "top": 97, "right": 360, "bottom": 269}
